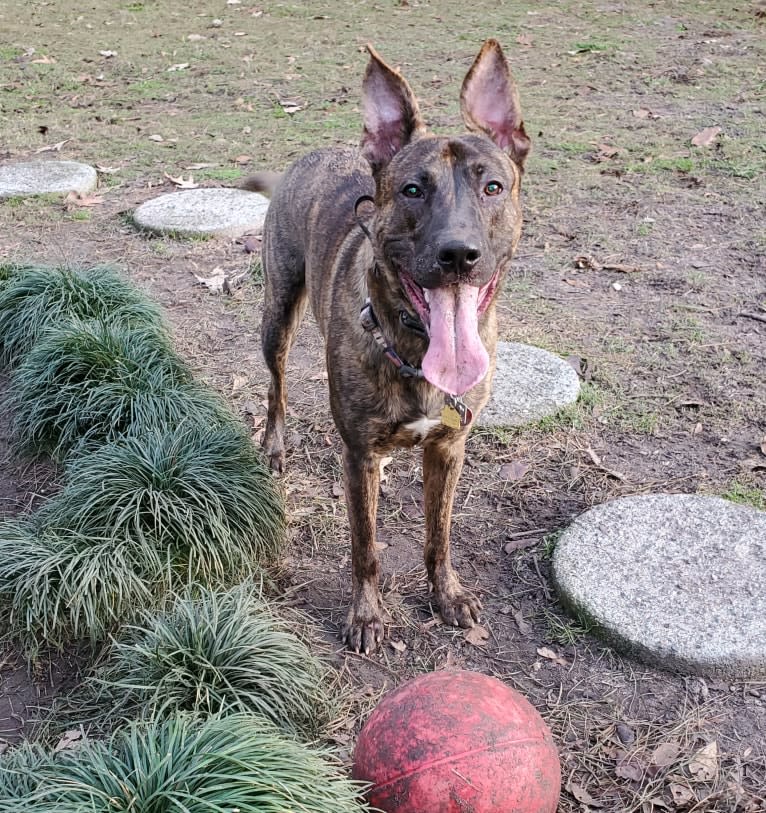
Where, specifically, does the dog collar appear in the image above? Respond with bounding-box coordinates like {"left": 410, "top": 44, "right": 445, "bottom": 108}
{"left": 360, "top": 298, "right": 424, "bottom": 379}
{"left": 359, "top": 299, "right": 473, "bottom": 428}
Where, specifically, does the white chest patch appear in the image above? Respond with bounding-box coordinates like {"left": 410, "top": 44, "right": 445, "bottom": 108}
{"left": 404, "top": 415, "right": 441, "bottom": 440}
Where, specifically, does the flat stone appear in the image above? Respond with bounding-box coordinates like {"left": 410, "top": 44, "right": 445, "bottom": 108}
{"left": 552, "top": 494, "right": 766, "bottom": 678}
{"left": 478, "top": 341, "right": 580, "bottom": 427}
{"left": 0, "top": 160, "right": 97, "bottom": 198}
{"left": 133, "top": 188, "right": 269, "bottom": 238}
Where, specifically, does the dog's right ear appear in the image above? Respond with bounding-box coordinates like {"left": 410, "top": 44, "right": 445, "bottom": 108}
{"left": 361, "top": 46, "right": 425, "bottom": 175}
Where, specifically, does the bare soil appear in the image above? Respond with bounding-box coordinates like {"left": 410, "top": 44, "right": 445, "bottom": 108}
{"left": 1, "top": 1, "right": 765, "bottom": 810}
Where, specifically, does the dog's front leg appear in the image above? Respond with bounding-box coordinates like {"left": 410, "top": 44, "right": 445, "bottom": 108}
{"left": 423, "top": 435, "right": 482, "bottom": 627}
{"left": 341, "top": 443, "right": 385, "bottom": 654}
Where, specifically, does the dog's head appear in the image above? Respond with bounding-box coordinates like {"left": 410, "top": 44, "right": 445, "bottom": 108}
{"left": 361, "top": 40, "right": 530, "bottom": 397}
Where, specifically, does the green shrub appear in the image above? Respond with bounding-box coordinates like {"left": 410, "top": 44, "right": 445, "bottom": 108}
{"left": 4, "top": 714, "right": 369, "bottom": 813}
{"left": 8, "top": 319, "right": 231, "bottom": 460}
{"left": 0, "top": 519, "right": 161, "bottom": 654}
{"left": 36, "top": 422, "right": 284, "bottom": 580}
{"left": 0, "top": 264, "right": 164, "bottom": 368}
{"left": 0, "top": 742, "right": 49, "bottom": 803}
{"left": 92, "top": 582, "right": 335, "bottom": 738}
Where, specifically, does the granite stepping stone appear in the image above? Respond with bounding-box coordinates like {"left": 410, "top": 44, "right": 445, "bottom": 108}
{"left": 478, "top": 341, "right": 581, "bottom": 427}
{"left": 553, "top": 493, "right": 766, "bottom": 678}
{"left": 0, "top": 160, "right": 97, "bottom": 199}
{"left": 133, "top": 188, "right": 269, "bottom": 238}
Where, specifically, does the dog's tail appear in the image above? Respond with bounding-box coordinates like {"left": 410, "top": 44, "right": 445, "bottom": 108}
{"left": 241, "top": 171, "right": 282, "bottom": 198}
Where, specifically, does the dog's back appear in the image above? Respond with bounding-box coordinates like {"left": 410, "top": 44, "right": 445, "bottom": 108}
{"left": 252, "top": 148, "right": 373, "bottom": 339}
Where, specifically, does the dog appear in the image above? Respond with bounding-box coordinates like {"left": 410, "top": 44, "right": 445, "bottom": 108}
{"left": 247, "top": 40, "right": 530, "bottom": 654}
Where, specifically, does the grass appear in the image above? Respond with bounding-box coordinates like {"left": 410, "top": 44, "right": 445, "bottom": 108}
{"left": 89, "top": 582, "right": 335, "bottom": 738}
{"left": 36, "top": 421, "right": 284, "bottom": 580}
{"left": 0, "top": 423, "right": 283, "bottom": 653}
{"left": 0, "top": 713, "right": 370, "bottom": 813}
{"left": 543, "top": 607, "right": 596, "bottom": 645}
{"left": 0, "top": 519, "right": 159, "bottom": 654}
{"left": 8, "top": 320, "right": 231, "bottom": 460}
{"left": 0, "top": 264, "right": 165, "bottom": 368}
{"left": 721, "top": 481, "right": 765, "bottom": 510}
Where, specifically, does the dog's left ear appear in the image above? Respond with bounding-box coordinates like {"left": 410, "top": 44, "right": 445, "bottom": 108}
{"left": 361, "top": 45, "right": 426, "bottom": 175}
{"left": 460, "top": 39, "right": 531, "bottom": 167}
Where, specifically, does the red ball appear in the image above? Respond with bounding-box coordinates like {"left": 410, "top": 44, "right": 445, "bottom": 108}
{"left": 352, "top": 670, "right": 560, "bottom": 813}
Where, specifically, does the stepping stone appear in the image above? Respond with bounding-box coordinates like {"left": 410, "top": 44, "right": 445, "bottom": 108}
{"left": 478, "top": 341, "right": 580, "bottom": 427}
{"left": 133, "top": 188, "right": 269, "bottom": 238}
{"left": 0, "top": 160, "right": 97, "bottom": 199}
{"left": 552, "top": 494, "right": 766, "bottom": 679}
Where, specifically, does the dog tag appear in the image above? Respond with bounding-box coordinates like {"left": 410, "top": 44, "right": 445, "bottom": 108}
{"left": 441, "top": 396, "right": 473, "bottom": 429}
{"left": 441, "top": 403, "right": 462, "bottom": 429}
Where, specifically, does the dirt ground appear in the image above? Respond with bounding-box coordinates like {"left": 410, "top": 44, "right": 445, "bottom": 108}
{"left": 1, "top": 1, "right": 765, "bottom": 811}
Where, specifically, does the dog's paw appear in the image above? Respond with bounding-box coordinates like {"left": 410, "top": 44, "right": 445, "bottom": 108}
{"left": 343, "top": 600, "right": 385, "bottom": 655}
{"left": 437, "top": 587, "right": 482, "bottom": 628}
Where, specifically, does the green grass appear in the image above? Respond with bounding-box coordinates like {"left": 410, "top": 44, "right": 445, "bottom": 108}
{"left": 90, "top": 582, "right": 335, "bottom": 738}
{"left": 543, "top": 607, "right": 595, "bottom": 645}
{"left": 0, "top": 519, "right": 160, "bottom": 654}
{"left": 0, "top": 264, "right": 165, "bottom": 368}
{"left": 0, "top": 713, "right": 370, "bottom": 813}
{"left": 0, "top": 423, "right": 283, "bottom": 653}
{"left": 721, "top": 481, "right": 765, "bottom": 510}
{"left": 8, "top": 320, "right": 231, "bottom": 460}
{"left": 36, "top": 421, "right": 284, "bottom": 580}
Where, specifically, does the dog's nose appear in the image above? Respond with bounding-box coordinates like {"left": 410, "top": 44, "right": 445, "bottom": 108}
{"left": 437, "top": 240, "right": 482, "bottom": 276}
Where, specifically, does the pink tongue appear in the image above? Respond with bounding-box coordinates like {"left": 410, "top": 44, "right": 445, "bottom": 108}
{"left": 421, "top": 284, "right": 489, "bottom": 395}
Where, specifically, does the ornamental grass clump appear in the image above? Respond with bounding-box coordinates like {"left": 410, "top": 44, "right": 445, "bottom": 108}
{"left": 8, "top": 319, "right": 231, "bottom": 460}
{"left": 0, "top": 264, "right": 164, "bottom": 368}
{"left": 0, "top": 519, "right": 162, "bottom": 654}
{"left": 0, "top": 742, "right": 49, "bottom": 804}
{"left": 9, "top": 714, "right": 369, "bottom": 813}
{"left": 92, "top": 582, "right": 335, "bottom": 738}
{"left": 36, "top": 421, "right": 284, "bottom": 582}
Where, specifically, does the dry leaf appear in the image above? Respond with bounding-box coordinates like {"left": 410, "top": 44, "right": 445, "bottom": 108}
{"left": 187, "top": 34, "right": 206, "bottom": 41}
{"left": 512, "top": 609, "right": 532, "bottom": 636}
{"left": 34, "top": 139, "right": 69, "bottom": 153}
{"left": 516, "top": 33, "right": 533, "bottom": 47}
{"left": 464, "top": 625, "right": 490, "bottom": 647}
{"left": 193, "top": 268, "right": 247, "bottom": 295}
{"left": 234, "top": 154, "right": 252, "bottom": 165}
{"left": 31, "top": 54, "right": 56, "bottom": 64}
{"left": 615, "top": 759, "right": 643, "bottom": 781}
{"left": 503, "top": 537, "right": 538, "bottom": 554}
{"left": 332, "top": 482, "right": 344, "bottom": 498}
{"left": 536, "top": 646, "right": 569, "bottom": 666}
{"left": 669, "top": 782, "right": 696, "bottom": 807}
{"left": 185, "top": 162, "right": 217, "bottom": 170}
{"left": 95, "top": 163, "right": 120, "bottom": 174}
{"left": 633, "top": 108, "right": 660, "bottom": 120}
{"left": 389, "top": 639, "right": 407, "bottom": 653}
{"left": 566, "top": 781, "right": 604, "bottom": 808}
{"left": 98, "top": 50, "right": 117, "bottom": 58}
{"left": 231, "top": 374, "right": 248, "bottom": 393}
{"left": 760, "top": 436, "right": 766, "bottom": 456}
{"left": 163, "top": 172, "right": 198, "bottom": 189}
{"left": 148, "top": 134, "right": 164, "bottom": 142}
{"left": 691, "top": 126, "right": 722, "bottom": 147}
{"left": 499, "top": 461, "right": 529, "bottom": 481}
{"left": 279, "top": 98, "right": 304, "bottom": 114}
{"left": 167, "top": 62, "right": 190, "bottom": 72}
{"left": 650, "top": 740, "right": 681, "bottom": 769}
{"left": 688, "top": 741, "right": 718, "bottom": 781}
{"left": 597, "top": 142, "right": 619, "bottom": 159}
{"left": 379, "top": 456, "right": 394, "bottom": 484}
{"left": 243, "top": 235, "right": 261, "bottom": 253}
{"left": 65, "top": 191, "right": 103, "bottom": 207}
{"left": 55, "top": 729, "right": 84, "bottom": 752}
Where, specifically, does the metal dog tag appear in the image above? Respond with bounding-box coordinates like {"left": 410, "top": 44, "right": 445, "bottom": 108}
{"left": 441, "top": 396, "right": 473, "bottom": 429}
{"left": 441, "top": 403, "right": 462, "bottom": 429}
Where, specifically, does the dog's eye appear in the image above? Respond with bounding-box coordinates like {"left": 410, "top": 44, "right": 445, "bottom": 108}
{"left": 401, "top": 183, "right": 424, "bottom": 199}
{"left": 484, "top": 181, "right": 503, "bottom": 196}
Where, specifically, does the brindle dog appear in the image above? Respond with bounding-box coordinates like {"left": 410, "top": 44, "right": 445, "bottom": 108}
{"left": 251, "top": 40, "right": 530, "bottom": 654}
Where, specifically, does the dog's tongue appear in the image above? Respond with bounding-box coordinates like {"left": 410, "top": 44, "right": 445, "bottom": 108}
{"left": 422, "top": 284, "right": 489, "bottom": 396}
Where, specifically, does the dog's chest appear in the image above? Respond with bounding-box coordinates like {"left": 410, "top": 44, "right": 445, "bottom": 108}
{"left": 403, "top": 414, "right": 442, "bottom": 441}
